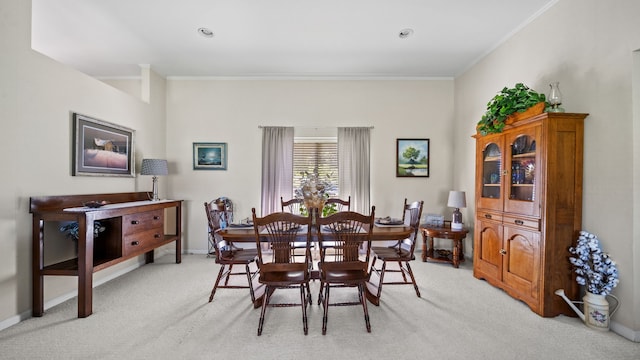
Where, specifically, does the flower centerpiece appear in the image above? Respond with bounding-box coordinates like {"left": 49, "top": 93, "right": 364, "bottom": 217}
{"left": 294, "top": 169, "right": 336, "bottom": 215}
{"left": 568, "top": 230, "right": 619, "bottom": 296}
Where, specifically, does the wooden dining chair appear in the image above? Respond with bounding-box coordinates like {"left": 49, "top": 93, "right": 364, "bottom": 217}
{"left": 369, "top": 199, "right": 424, "bottom": 299}
{"left": 323, "top": 196, "right": 350, "bottom": 216}
{"left": 251, "top": 208, "right": 313, "bottom": 336}
{"left": 280, "top": 197, "right": 303, "bottom": 214}
{"left": 316, "top": 207, "right": 375, "bottom": 335}
{"left": 204, "top": 202, "right": 259, "bottom": 305}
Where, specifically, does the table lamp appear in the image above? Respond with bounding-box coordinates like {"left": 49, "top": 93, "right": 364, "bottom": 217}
{"left": 447, "top": 190, "right": 466, "bottom": 231}
{"left": 141, "top": 159, "right": 168, "bottom": 201}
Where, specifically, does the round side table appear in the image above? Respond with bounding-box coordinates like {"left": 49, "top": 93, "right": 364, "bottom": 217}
{"left": 420, "top": 224, "right": 469, "bottom": 268}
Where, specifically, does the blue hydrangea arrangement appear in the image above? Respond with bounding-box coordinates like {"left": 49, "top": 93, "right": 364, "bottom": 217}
{"left": 568, "top": 230, "right": 619, "bottom": 296}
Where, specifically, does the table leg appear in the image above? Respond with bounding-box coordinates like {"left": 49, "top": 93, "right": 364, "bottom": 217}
{"left": 32, "top": 218, "right": 44, "bottom": 317}
{"left": 421, "top": 231, "right": 427, "bottom": 262}
{"left": 452, "top": 239, "right": 460, "bottom": 268}
{"left": 77, "top": 218, "right": 94, "bottom": 318}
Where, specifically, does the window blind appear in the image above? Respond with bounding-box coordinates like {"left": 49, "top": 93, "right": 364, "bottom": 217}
{"left": 293, "top": 141, "right": 338, "bottom": 196}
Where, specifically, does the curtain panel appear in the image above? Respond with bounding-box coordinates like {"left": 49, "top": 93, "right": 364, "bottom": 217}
{"left": 338, "top": 127, "right": 371, "bottom": 214}
{"left": 260, "top": 127, "right": 294, "bottom": 216}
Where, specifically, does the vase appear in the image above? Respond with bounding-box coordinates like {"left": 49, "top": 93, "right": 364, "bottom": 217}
{"left": 547, "top": 82, "right": 564, "bottom": 112}
{"left": 583, "top": 291, "right": 614, "bottom": 331}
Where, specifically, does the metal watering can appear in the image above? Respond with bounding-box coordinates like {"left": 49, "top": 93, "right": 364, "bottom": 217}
{"left": 555, "top": 289, "right": 619, "bottom": 331}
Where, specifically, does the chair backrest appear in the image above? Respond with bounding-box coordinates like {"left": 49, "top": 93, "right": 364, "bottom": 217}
{"left": 281, "top": 197, "right": 304, "bottom": 215}
{"left": 401, "top": 200, "right": 424, "bottom": 253}
{"left": 204, "top": 201, "right": 230, "bottom": 261}
{"left": 323, "top": 196, "right": 351, "bottom": 216}
{"left": 251, "top": 208, "right": 313, "bottom": 266}
{"left": 316, "top": 207, "right": 375, "bottom": 264}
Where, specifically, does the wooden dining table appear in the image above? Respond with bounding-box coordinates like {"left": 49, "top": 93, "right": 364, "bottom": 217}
{"left": 219, "top": 224, "right": 413, "bottom": 306}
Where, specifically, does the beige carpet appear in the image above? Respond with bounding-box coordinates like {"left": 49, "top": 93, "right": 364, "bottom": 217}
{"left": 1, "top": 254, "right": 637, "bottom": 360}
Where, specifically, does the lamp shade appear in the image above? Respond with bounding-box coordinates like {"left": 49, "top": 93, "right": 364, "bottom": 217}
{"left": 447, "top": 191, "right": 466, "bottom": 209}
{"left": 141, "top": 159, "right": 168, "bottom": 176}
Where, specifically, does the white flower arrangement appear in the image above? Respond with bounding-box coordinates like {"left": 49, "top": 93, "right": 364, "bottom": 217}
{"left": 568, "top": 230, "right": 619, "bottom": 296}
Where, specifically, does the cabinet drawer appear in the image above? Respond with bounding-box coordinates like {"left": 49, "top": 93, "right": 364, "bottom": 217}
{"left": 477, "top": 210, "right": 503, "bottom": 223}
{"left": 503, "top": 214, "right": 540, "bottom": 231}
{"left": 123, "top": 228, "right": 164, "bottom": 255}
{"left": 122, "top": 210, "right": 163, "bottom": 235}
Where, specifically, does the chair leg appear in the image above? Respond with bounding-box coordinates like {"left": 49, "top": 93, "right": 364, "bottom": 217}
{"left": 317, "top": 281, "right": 324, "bottom": 305}
{"left": 224, "top": 264, "right": 234, "bottom": 286}
{"left": 257, "top": 285, "right": 271, "bottom": 336}
{"left": 245, "top": 263, "right": 256, "bottom": 303}
{"left": 398, "top": 260, "right": 408, "bottom": 282}
{"left": 300, "top": 284, "right": 308, "bottom": 335}
{"left": 405, "top": 261, "right": 421, "bottom": 297}
{"left": 375, "top": 261, "right": 387, "bottom": 299}
{"left": 322, "top": 283, "right": 330, "bottom": 335}
{"left": 305, "top": 282, "right": 313, "bottom": 305}
{"left": 359, "top": 282, "right": 371, "bottom": 333}
{"left": 209, "top": 264, "right": 227, "bottom": 302}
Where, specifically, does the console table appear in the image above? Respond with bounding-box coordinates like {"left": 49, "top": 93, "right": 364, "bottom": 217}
{"left": 30, "top": 192, "right": 182, "bottom": 318}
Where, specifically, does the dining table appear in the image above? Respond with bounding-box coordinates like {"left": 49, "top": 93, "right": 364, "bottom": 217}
{"left": 219, "top": 223, "right": 413, "bottom": 306}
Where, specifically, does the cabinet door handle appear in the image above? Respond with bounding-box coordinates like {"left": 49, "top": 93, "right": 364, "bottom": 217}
{"left": 515, "top": 220, "right": 524, "bottom": 225}
{"left": 131, "top": 220, "right": 139, "bottom": 225}
{"left": 154, "top": 233, "right": 161, "bottom": 239}
{"left": 499, "top": 249, "right": 507, "bottom": 255}
{"left": 484, "top": 214, "right": 492, "bottom": 219}
{"left": 153, "top": 216, "right": 160, "bottom": 220}
{"left": 131, "top": 241, "right": 139, "bottom": 246}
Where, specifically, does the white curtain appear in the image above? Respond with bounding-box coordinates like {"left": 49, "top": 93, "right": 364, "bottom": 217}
{"left": 261, "top": 127, "right": 294, "bottom": 216}
{"left": 338, "top": 127, "right": 371, "bottom": 214}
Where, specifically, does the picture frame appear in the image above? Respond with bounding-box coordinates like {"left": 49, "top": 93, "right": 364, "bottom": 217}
{"left": 193, "top": 142, "right": 227, "bottom": 170}
{"left": 396, "top": 138, "right": 430, "bottom": 177}
{"left": 72, "top": 113, "right": 135, "bottom": 177}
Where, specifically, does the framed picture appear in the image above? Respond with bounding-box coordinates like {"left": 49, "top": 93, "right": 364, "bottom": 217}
{"left": 396, "top": 138, "right": 430, "bottom": 177}
{"left": 72, "top": 113, "right": 135, "bottom": 177}
{"left": 193, "top": 142, "right": 227, "bottom": 170}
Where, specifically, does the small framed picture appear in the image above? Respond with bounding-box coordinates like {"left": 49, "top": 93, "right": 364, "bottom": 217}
{"left": 72, "top": 113, "right": 135, "bottom": 177}
{"left": 396, "top": 138, "right": 429, "bottom": 177}
{"left": 193, "top": 142, "right": 227, "bottom": 170}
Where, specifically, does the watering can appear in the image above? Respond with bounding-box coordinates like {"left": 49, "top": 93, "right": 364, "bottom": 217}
{"left": 555, "top": 289, "right": 619, "bottom": 331}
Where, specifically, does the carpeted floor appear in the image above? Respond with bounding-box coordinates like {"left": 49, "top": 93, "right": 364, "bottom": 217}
{"left": 1, "top": 254, "right": 638, "bottom": 360}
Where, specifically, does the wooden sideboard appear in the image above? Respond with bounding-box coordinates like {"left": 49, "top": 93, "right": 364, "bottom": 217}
{"left": 30, "top": 192, "right": 182, "bottom": 318}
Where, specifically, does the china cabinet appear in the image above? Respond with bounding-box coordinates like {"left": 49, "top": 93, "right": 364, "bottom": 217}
{"left": 472, "top": 112, "right": 587, "bottom": 317}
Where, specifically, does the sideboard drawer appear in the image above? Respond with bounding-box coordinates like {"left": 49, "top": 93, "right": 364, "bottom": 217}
{"left": 122, "top": 210, "right": 163, "bottom": 235}
{"left": 503, "top": 214, "right": 540, "bottom": 231}
{"left": 123, "top": 228, "right": 164, "bottom": 255}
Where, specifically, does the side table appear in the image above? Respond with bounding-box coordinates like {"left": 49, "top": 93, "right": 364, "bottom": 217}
{"left": 420, "top": 224, "right": 469, "bottom": 268}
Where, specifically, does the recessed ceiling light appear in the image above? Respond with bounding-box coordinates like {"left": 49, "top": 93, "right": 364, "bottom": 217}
{"left": 399, "top": 28, "right": 414, "bottom": 39}
{"left": 197, "top": 27, "right": 214, "bottom": 38}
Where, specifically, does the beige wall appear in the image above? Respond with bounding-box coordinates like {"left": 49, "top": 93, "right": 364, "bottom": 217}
{"left": 0, "top": 0, "right": 167, "bottom": 326}
{"left": 166, "top": 79, "right": 455, "bottom": 252}
{"left": 454, "top": 0, "right": 640, "bottom": 339}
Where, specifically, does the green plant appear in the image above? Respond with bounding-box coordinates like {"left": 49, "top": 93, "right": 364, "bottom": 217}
{"left": 477, "top": 83, "right": 547, "bottom": 135}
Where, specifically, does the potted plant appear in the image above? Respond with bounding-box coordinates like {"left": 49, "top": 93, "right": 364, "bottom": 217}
{"left": 476, "top": 83, "right": 547, "bottom": 135}
{"left": 565, "top": 230, "right": 620, "bottom": 330}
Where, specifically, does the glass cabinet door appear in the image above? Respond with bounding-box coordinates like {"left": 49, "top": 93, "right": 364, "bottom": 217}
{"left": 476, "top": 135, "right": 505, "bottom": 212}
{"left": 481, "top": 142, "right": 502, "bottom": 199}
{"left": 504, "top": 126, "right": 540, "bottom": 217}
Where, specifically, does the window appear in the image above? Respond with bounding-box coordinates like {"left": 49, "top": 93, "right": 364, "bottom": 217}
{"left": 293, "top": 138, "right": 338, "bottom": 197}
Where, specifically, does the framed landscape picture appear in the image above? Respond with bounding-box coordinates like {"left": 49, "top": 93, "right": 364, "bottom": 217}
{"left": 193, "top": 142, "right": 227, "bottom": 170}
{"left": 72, "top": 113, "right": 135, "bottom": 177}
{"left": 396, "top": 138, "right": 429, "bottom": 177}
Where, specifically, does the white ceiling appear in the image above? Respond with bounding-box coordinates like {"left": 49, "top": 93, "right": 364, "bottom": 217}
{"left": 31, "top": 0, "right": 557, "bottom": 78}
